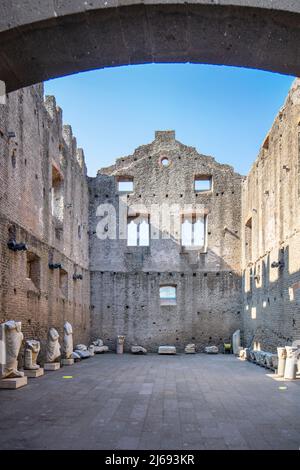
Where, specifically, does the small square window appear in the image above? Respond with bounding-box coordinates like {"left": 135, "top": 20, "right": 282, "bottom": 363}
{"left": 118, "top": 177, "right": 134, "bottom": 193}
{"left": 194, "top": 176, "right": 212, "bottom": 192}
{"left": 160, "top": 285, "right": 176, "bottom": 306}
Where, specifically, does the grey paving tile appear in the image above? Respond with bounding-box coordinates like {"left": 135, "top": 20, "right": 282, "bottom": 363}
{"left": 1, "top": 353, "right": 300, "bottom": 450}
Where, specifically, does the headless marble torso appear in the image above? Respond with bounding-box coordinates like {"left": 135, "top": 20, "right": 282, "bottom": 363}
{"left": 46, "top": 328, "right": 61, "bottom": 363}
{"left": 2, "top": 320, "right": 24, "bottom": 378}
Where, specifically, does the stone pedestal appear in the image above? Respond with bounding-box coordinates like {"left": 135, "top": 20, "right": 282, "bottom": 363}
{"left": 24, "top": 367, "right": 44, "bottom": 378}
{"left": 116, "top": 335, "right": 125, "bottom": 354}
{"left": 62, "top": 358, "right": 74, "bottom": 366}
{"left": 232, "top": 330, "right": 241, "bottom": 355}
{"left": 0, "top": 376, "right": 27, "bottom": 389}
{"left": 44, "top": 362, "right": 60, "bottom": 371}
{"left": 284, "top": 346, "right": 298, "bottom": 380}
{"left": 277, "top": 347, "right": 287, "bottom": 377}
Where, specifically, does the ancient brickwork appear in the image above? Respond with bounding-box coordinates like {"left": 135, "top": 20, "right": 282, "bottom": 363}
{"left": 0, "top": 85, "right": 90, "bottom": 361}
{"left": 1, "top": 78, "right": 300, "bottom": 357}
{"left": 241, "top": 78, "right": 300, "bottom": 352}
{"left": 89, "top": 131, "right": 243, "bottom": 352}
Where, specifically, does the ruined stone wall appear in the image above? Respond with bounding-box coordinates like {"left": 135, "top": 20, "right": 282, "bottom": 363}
{"left": 241, "top": 78, "right": 300, "bottom": 353}
{"left": 89, "top": 131, "right": 243, "bottom": 352}
{"left": 0, "top": 85, "right": 90, "bottom": 361}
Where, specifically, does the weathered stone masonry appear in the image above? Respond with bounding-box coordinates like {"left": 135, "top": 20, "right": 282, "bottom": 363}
{"left": 1, "top": 78, "right": 300, "bottom": 356}
{"left": 241, "top": 78, "right": 300, "bottom": 352}
{"left": 89, "top": 131, "right": 243, "bottom": 352}
{"left": 0, "top": 85, "right": 90, "bottom": 362}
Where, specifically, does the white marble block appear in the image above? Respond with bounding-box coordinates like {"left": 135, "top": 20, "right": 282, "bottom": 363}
{"left": 24, "top": 367, "right": 44, "bottom": 378}
{"left": 204, "top": 346, "right": 219, "bottom": 354}
{"left": 158, "top": 346, "right": 176, "bottom": 355}
{"left": 44, "top": 362, "right": 60, "bottom": 371}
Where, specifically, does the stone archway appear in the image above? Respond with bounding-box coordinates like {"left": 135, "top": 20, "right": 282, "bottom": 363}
{"left": 0, "top": 1, "right": 299, "bottom": 92}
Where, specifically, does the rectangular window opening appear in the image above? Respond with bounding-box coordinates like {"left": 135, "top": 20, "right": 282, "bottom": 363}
{"left": 194, "top": 175, "right": 212, "bottom": 192}
{"left": 26, "top": 252, "right": 41, "bottom": 289}
{"left": 52, "top": 165, "right": 64, "bottom": 226}
{"left": 118, "top": 177, "right": 134, "bottom": 193}
{"left": 160, "top": 285, "right": 177, "bottom": 306}
{"left": 127, "top": 215, "right": 150, "bottom": 247}
{"left": 181, "top": 214, "right": 207, "bottom": 250}
{"left": 245, "top": 217, "right": 252, "bottom": 263}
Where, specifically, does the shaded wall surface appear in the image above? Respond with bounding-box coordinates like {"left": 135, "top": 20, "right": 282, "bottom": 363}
{"left": 241, "top": 78, "right": 300, "bottom": 352}
{"left": 0, "top": 85, "right": 90, "bottom": 362}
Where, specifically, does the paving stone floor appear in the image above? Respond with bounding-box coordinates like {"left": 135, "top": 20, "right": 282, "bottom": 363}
{"left": 0, "top": 353, "right": 300, "bottom": 450}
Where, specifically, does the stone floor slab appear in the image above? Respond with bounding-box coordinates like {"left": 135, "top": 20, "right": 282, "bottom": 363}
{"left": 0, "top": 354, "right": 300, "bottom": 450}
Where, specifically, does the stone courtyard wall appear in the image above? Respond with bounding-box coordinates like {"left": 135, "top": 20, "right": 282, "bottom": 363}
{"left": 0, "top": 85, "right": 90, "bottom": 362}
{"left": 241, "top": 78, "right": 300, "bottom": 352}
{"left": 89, "top": 131, "right": 243, "bottom": 352}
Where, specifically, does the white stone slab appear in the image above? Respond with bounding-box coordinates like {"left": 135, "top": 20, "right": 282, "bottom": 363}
{"left": 158, "top": 346, "right": 176, "bottom": 355}
{"left": 44, "top": 362, "right": 60, "bottom": 371}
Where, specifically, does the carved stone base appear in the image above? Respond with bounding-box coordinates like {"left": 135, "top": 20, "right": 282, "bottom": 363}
{"left": 62, "top": 358, "right": 74, "bottom": 366}
{"left": 44, "top": 362, "right": 60, "bottom": 371}
{"left": 0, "top": 376, "right": 28, "bottom": 389}
{"left": 24, "top": 368, "right": 44, "bottom": 378}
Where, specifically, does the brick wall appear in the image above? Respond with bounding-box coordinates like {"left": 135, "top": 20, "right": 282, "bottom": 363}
{"left": 0, "top": 85, "right": 90, "bottom": 363}
{"left": 241, "top": 78, "right": 300, "bottom": 352}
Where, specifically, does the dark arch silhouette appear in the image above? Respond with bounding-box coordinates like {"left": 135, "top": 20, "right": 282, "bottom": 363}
{"left": 0, "top": 1, "right": 299, "bottom": 92}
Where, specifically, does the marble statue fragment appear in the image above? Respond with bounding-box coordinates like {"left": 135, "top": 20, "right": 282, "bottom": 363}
{"left": 1, "top": 320, "right": 24, "bottom": 379}
{"left": 92, "top": 339, "right": 109, "bottom": 353}
{"left": 277, "top": 347, "right": 287, "bottom": 377}
{"left": 284, "top": 346, "right": 299, "bottom": 380}
{"left": 45, "top": 327, "right": 61, "bottom": 363}
{"left": 204, "top": 345, "right": 218, "bottom": 354}
{"left": 185, "top": 344, "right": 196, "bottom": 354}
{"left": 131, "top": 345, "right": 147, "bottom": 354}
{"left": 24, "top": 340, "right": 40, "bottom": 370}
{"left": 63, "top": 322, "right": 73, "bottom": 359}
{"left": 74, "top": 343, "right": 91, "bottom": 359}
{"left": 116, "top": 335, "right": 125, "bottom": 354}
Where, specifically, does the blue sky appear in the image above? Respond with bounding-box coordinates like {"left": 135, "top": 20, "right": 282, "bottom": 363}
{"left": 44, "top": 64, "right": 294, "bottom": 177}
